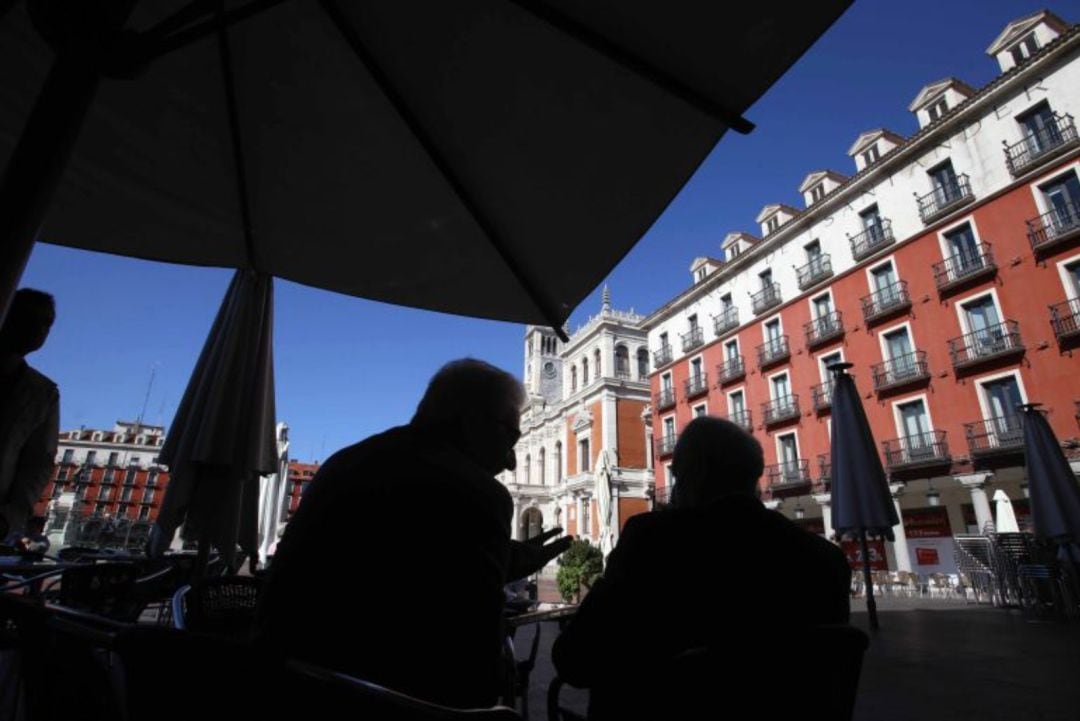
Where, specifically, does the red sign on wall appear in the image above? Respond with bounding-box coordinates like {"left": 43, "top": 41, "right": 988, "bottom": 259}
{"left": 840, "top": 538, "right": 888, "bottom": 570}
{"left": 915, "top": 546, "right": 940, "bottom": 565}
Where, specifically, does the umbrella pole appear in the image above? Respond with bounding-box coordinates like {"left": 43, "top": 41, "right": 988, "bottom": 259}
{"left": 860, "top": 531, "right": 879, "bottom": 631}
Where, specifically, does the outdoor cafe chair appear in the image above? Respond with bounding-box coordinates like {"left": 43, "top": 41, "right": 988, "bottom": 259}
{"left": 172, "top": 575, "right": 262, "bottom": 639}
{"left": 547, "top": 624, "right": 869, "bottom": 721}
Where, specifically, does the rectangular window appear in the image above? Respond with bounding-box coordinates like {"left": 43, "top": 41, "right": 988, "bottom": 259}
{"left": 728, "top": 244, "right": 741, "bottom": 259}
{"left": 729, "top": 391, "right": 745, "bottom": 416}
{"left": 121, "top": 486, "right": 133, "bottom": 502}
{"left": 693, "top": 404, "right": 707, "bottom": 418}
{"left": 85, "top": 450, "right": 97, "bottom": 465}
{"left": 805, "top": 240, "right": 822, "bottom": 262}
{"left": 767, "top": 216, "right": 779, "bottom": 234}
{"left": 139, "top": 507, "right": 151, "bottom": 521}
{"left": 871, "top": 262, "right": 898, "bottom": 297}
{"left": 61, "top": 449, "right": 74, "bottom": 464}
{"left": 898, "top": 400, "right": 931, "bottom": 445}
{"left": 57, "top": 467, "right": 69, "bottom": 482}
{"left": 820, "top": 351, "right": 842, "bottom": 380}
{"left": 759, "top": 269, "right": 773, "bottom": 290}
{"left": 810, "top": 185, "right": 825, "bottom": 203}
{"left": 1018, "top": 102, "right": 1059, "bottom": 153}
{"left": 860, "top": 204, "right": 882, "bottom": 230}
{"left": 690, "top": 357, "right": 702, "bottom": 379}
{"left": 688, "top": 314, "right": 699, "bottom": 331}
{"left": 579, "top": 439, "right": 590, "bottom": 473}
{"left": 944, "top": 223, "right": 980, "bottom": 269}
{"left": 108, "top": 452, "right": 120, "bottom": 466}
{"left": 778, "top": 434, "right": 799, "bottom": 465}
{"left": 927, "top": 98, "right": 948, "bottom": 122}
{"left": 663, "top": 417, "right": 676, "bottom": 438}
{"left": 862, "top": 145, "right": 880, "bottom": 166}
{"left": 721, "top": 294, "right": 733, "bottom": 311}
{"left": 144, "top": 488, "right": 156, "bottom": 504}
{"left": 982, "top": 377, "right": 1023, "bottom": 421}
{"left": 661, "top": 372, "right": 672, "bottom": 391}
{"left": 147, "top": 470, "right": 158, "bottom": 488}
{"left": 771, "top": 373, "right": 791, "bottom": 400}
{"left": 725, "top": 340, "right": 739, "bottom": 361}
{"left": 961, "top": 296, "right": 1002, "bottom": 349}
{"left": 813, "top": 294, "right": 834, "bottom": 319}
{"left": 1041, "top": 173, "right": 1080, "bottom": 228}
{"left": 695, "top": 267, "right": 707, "bottom": 282}
{"left": 764, "top": 319, "right": 781, "bottom": 343}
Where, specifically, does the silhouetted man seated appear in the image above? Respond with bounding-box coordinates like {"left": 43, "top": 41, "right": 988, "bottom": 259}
{"left": 255, "top": 359, "right": 569, "bottom": 709}
{"left": 552, "top": 417, "right": 850, "bottom": 720}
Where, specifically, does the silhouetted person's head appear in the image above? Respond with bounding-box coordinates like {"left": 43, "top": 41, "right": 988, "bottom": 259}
{"left": 412, "top": 358, "right": 525, "bottom": 475}
{"left": 670, "top": 417, "right": 764, "bottom": 509}
{"left": 0, "top": 289, "right": 55, "bottom": 357}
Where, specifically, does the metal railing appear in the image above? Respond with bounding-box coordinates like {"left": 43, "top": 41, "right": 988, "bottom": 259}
{"left": 871, "top": 351, "right": 930, "bottom": 391}
{"left": 860, "top": 280, "right": 910, "bottom": 323}
{"left": 757, "top": 336, "right": 790, "bottom": 367}
{"left": 657, "top": 434, "right": 677, "bottom": 457}
{"left": 850, "top": 219, "right": 894, "bottom": 261}
{"left": 763, "top": 395, "right": 800, "bottom": 426}
{"left": 805, "top": 310, "right": 844, "bottom": 347}
{"left": 932, "top": 242, "right": 996, "bottom": 291}
{"left": 1027, "top": 202, "right": 1080, "bottom": 252}
{"left": 713, "top": 307, "right": 739, "bottom": 336}
{"left": 653, "top": 344, "right": 673, "bottom": 368}
{"left": 917, "top": 174, "right": 973, "bottom": 223}
{"left": 947, "top": 321, "right": 1024, "bottom": 369}
{"left": 964, "top": 415, "right": 1024, "bottom": 456}
{"left": 811, "top": 381, "right": 834, "bottom": 412}
{"left": 796, "top": 254, "right": 833, "bottom": 289}
{"left": 655, "top": 387, "right": 676, "bottom": 410}
{"left": 1050, "top": 298, "right": 1080, "bottom": 340}
{"left": 1004, "top": 114, "right": 1079, "bottom": 177}
{"left": 717, "top": 356, "right": 745, "bottom": 384}
{"left": 684, "top": 373, "right": 708, "bottom": 398}
{"left": 766, "top": 460, "right": 811, "bottom": 488}
{"left": 882, "top": 431, "right": 950, "bottom": 469}
{"left": 817, "top": 454, "right": 831, "bottom": 484}
{"left": 751, "top": 283, "right": 782, "bottom": 315}
{"left": 727, "top": 409, "right": 753, "bottom": 432}
{"left": 681, "top": 327, "right": 704, "bottom": 353}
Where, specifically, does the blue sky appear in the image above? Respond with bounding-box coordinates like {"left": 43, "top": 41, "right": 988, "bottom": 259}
{"left": 20, "top": 0, "right": 1079, "bottom": 462}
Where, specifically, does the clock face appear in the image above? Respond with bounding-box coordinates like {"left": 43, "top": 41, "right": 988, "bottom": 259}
{"left": 543, "top": 362, "right": 556, "bottom": 379}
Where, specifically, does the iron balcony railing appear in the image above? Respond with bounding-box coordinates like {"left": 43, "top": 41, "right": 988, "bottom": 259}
{"left": 796, "top": 254, "right": 833, "bottom": 290}
{"left": 614, "top": 368, "right": 632, "bottom": 380}
{"left": 657, "top": 434, "right": 677, "bottom": 457}
{"left": 964, "top": 415, "right": 1024, "bottom": 456}
{"left": 932, "top": 242, "right": 997, "bottom": 292}
{"left": 713, "top": 307, "right": 739, "bottom": 336}
{"left": 849, "top": 219, "right": 894, "bottom": 261}
{"left": 684, "top": 373, "right": 708, "bottom": 398}
{"left": 763, "top": 395, "right": 800, "bottom": 426}
{"left": 805, "top": 310, "right": 844, "bottom": 348}
{"left": 653, "top": 344, "right": 673, "bottom": 368}
{"left": 947, "top": 320, "right": 1024, "bottom": 369}
{"left": 883, "top": 431, "right": 950, "bottom": 469}
{"left": 681, "top": 327, "right": 704, "bottom": 353}
{"left": 1050, "top": 298, "right": 1080, "bottom": 340}
{"left": 655, "top": 387, "right": 676, "bottom": 411}
{"left": 727, "top": 409, "right": 753, "bottom": 432}
{"left": 810, "top": 381, "right": 834, "bottom": 412}
{"left": 767, "top": 460, "right": 811, "bottom": 488}
{"left": 860, "top": 281, "right": 910, "bottom": 324}
{"left": 1004, "top": 114, "right": 1079, "bottom": 177}
{"left": 757, "top": 336, "right": 790, "bottom": 368}
{"left": 917, "top": 174, "right": 973, "bottom": 224}
{"left": 817, "top": 454, "right": 831, "bottom": 484}
{"left": 717, "top": 356, "right": 745, "bottom": 384}
{"left": 751, "top": 283, "right": 783, "bottom": 315}
{"left": 1027, "top": 202, "right": 1080, "bottom": 253}
{"left": 871, "top": 351, "right": 930, "bottom": 392}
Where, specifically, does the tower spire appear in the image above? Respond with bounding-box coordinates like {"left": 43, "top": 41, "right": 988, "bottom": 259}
{"left": 601, "top": 284, "right": 611, "bottom": 313}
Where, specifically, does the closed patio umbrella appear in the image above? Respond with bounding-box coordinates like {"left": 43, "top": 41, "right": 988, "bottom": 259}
{"left": 829, "top": 363, "right": 898, "bottom": 631}
{"left": 594, "top": 447, "right": 614, "bottom": 556}
{"left": 993, "top": 489, "right": 1019, "bottom": 534}
{"left": 1, "top": 0, "right": 851, "bottom": 330}
{"left": 1021, "top": 404, "right": 1080, "bottom": 575}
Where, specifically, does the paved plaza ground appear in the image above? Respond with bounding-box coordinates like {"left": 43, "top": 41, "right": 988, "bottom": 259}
{"left": 515, "top": 596, "right": 1080, "bottom": 720}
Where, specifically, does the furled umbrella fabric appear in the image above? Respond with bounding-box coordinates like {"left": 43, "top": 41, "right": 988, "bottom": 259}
{"left": 594, "top": 447, "right": 614, "bottom": 556}
{"left": 151, "top": 269, "right": 277, "bottom": 567}
{"left": 0, "top": 0, "right": 851, "bottom": 332}
{"left": 1021, "top": 405, "right": 1080, "bottom": 546}
{"left": 993, "top": 489, "right": 1020, "bottom": 534}
{"left": 828, "top": 363, "right": 898, "bottom": 631}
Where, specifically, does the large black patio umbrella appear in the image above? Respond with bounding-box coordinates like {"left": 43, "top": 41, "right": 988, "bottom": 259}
{"left": 0, "top": 0, "right": 851, "bottom": 331}
{"left": 1020, "top": 404, "right": 1080, "bottom": 578}
{"left": 150, "top": 269, "right": 277, "bottom": 570}
{"left": 829, "top": 363, "right": 899, "bottom": 631}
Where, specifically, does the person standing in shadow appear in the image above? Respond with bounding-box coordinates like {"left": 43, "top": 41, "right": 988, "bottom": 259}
{"left": 255, "top": 358, "right": 570, "bottom": 709}
{"left": 552, "top": 416, "right": 851, "bottom": 720}
{"left": 0, "top": 289, "right": 59, "bottom": 542}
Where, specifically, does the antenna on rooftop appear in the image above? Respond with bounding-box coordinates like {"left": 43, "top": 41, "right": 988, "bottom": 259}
{"left": 136, "top": 362, "right": 159, "bottom": 431}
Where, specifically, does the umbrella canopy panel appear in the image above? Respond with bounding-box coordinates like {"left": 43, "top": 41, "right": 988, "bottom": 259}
{"left": 0, "top": 0, "right": 849, "bottom": 327}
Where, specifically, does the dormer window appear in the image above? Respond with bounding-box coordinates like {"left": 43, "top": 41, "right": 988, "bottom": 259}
{"left": 695, "top": 267, "right": 707, "bottom": 283}
{"left": 862, "top": 145, "right": 880, "bottom": 167}
{"left": 927, "top": 98, "right": 948, "bottom": 122}
{"left": 766, "top": 216, "right": 779, "bottom": 234}
{"left": 810, "top": 185, "right": 825, "bottom": 203}
{"left": 728, "top": 244, "right": 741, "bottom": 259}
{"left": 1010, "top": 33, "right": 1039, "bottom": 65}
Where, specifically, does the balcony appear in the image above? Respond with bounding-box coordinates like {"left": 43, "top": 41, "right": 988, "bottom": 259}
{"left": 932, "top": 243, "right": 997, "bottom": 293}
{"left": 757, "top": 336, "right": 790, "bottom": 368}
{"left": 655, "top": 387, "right": 676, "bottom": 411}
{"left": 684, "top": 373, "right": 709, "bottom": 399}
{"left": 681, "top": 326, "right": 704, "bottom": 353}
{"left": 947, "top": 321, "right": 1024, "bottom": 370}
{"left": 965, "top": 415, "right": 1024, "bottom": 457}
{"left": 751, "top": 283, "right": 782, "bottom": 315}
{"left": 860, "top": 281, "right": 911, "bottom": 325}
{"left": 717, "top": 356, "right": 745, "bottom": 385}
{"left": 713, "top": 307, "right": 739, "bottom": 336}
{"left": 1050, "top": 298, "right": 1080, "bottom": 341}
{"left": 657, "top": 434, "right": 677, "bottom": 457}
{"left": 766, "top": 460, "right": 811, "bottom": 489}
{"left": 1027, "top": 203, "right": 1080, "bottom": 254}
{"left": 917, "top": 174, "right": 973, "bottom": 224}
{"left": 796, "top": 254, "right": 833, "bottom": 290}
{"left": 804, "top": 311, "right": 844, "bottom": 348}
{"left": 653, "top": 344, "right": 673, "bottom": 368}
{"left": 810, "top": 381, "right": 835, "bottom": 413}
{"left": 1004, "top": 114, "right": 1079, "bottom": 177}
{"left": 726, "top": 409, "right": 753, "bottom": 432}
{"left": 882, "top": 431, "right": 951, "bottom": 470}
{"left": 871, "top": 351, "right": 930, "bottom": 393}
{"left": 762, "top": 395, "right": 800, "bottom": 427}
{"left": 849, "top": 220, "right": 894, "bottom": 261}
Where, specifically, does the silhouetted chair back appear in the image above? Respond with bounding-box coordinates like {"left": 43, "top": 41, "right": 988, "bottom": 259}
{"left": 172, "top": 575, "right": 262, "bottom": 638}
{"left": 57, "top": 562, "right": 143, "bottom": 621}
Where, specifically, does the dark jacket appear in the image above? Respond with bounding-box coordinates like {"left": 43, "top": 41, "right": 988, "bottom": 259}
{"left": 552, "top": 494, "right": 850, "bottom": 719}
{"left": 254, "top": 425, "right": 515, "bottom": 709}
